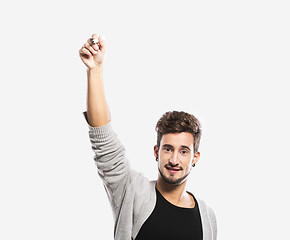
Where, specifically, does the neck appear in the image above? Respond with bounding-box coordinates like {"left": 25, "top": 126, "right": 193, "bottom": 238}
{"left": 156, "top": 177, "right": 188, "bottom": 205}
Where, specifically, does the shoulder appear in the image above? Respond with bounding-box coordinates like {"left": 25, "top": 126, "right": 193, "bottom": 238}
{"left": 186, "top": 192, "right": 217, "bottom": 223}
{"left": 196, "top": 197, "right": 217, "bottom": 220}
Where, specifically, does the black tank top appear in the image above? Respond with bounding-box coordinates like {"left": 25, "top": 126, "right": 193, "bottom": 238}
{"left": 135, "top": 187, "right": 203, "bottom": 240}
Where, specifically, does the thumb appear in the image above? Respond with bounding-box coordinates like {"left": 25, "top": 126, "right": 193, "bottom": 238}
{"left": 98, "top": 35, "right": 106, "bottom": 52}
{"left": 99, "top": 35, "right": 106, "bottom": 41}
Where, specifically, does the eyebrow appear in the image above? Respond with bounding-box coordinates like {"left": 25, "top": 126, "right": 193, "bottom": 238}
{"left": 162, "top": 144, "right": 191, "bottom": 151}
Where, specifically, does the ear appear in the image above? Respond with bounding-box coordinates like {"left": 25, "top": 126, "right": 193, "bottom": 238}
{"left": 192, "top": 151, "right": 200, "bottom": 165}
{"left": 154, "top": 145, "right": 159, "bottom": 159}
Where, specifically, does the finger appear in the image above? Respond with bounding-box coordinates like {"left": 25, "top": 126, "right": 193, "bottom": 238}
{"left": 84, "top": 42, "right": 98, "bottom": 55}
{"left": 97, "top": 35, "right": 106, "bottom": 52}
{"left": 87, "top": 38, "right": 100, "bottom": 51}
{"left": 79, "top": 47, "right": 92, "bottom": 57}
{"left": 91, "top": 33, "right": 98, "bottom": 39}
{"left": 91, "top": 33, "right": 99, "bottom": 44}
{"left": 90, "top": 33, "right": 99, "bottom": 44}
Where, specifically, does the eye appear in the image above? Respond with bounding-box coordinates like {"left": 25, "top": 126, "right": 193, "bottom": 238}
{"left": 163, "top": 147, "right": 171, "bottom": 152}
{"left": 181, "top": 150, "right": 189, "bottom": 155}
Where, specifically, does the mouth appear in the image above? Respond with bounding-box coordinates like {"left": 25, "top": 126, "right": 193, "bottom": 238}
{"left": 166, "top": 167, "right": 181, "bottom": 173}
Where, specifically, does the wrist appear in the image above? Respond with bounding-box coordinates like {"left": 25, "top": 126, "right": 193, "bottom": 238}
{"left": 87, "top": 64, "right": 104, "bottom": 72}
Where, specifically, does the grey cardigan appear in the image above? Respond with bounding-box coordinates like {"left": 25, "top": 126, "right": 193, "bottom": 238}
{"left": 83, "top": 112, "right": 217, "bottom": 240}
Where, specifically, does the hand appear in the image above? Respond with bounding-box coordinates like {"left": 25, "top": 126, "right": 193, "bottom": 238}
{"left": 79, "top": 33, "right": 106, "bottom": 70}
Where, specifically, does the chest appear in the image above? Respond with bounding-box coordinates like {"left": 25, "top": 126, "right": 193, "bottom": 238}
{"left": 135, "top": 189, "right": 203, "bottom": 240}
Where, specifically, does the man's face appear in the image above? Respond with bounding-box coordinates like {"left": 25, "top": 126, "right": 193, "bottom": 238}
{"left": 154, "top": 132, "right": 200, "bottom": 185}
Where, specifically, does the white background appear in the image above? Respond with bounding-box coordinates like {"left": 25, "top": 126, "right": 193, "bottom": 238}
{"left": 1, "top": 0, "right": 289, "bottom": 239}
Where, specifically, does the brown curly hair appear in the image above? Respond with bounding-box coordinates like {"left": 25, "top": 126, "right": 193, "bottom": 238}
{"left": 155, "top": 110, "right": 202, "bottom": 153}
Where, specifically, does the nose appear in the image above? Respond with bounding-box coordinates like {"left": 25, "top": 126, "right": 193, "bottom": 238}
{"left": 169, "top": 151, "right": 179, "bottom": 166}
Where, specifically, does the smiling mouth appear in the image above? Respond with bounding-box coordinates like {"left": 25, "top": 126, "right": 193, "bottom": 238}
{"left": 166, "top": 167, "right": 181, "bottom": 173}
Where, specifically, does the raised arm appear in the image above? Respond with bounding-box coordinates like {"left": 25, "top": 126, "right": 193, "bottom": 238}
{"left": 79, "top": 33, "right": 110, "bottom": 127}
{"left": 79, "top": 34, "right": 135, "bottom": 219}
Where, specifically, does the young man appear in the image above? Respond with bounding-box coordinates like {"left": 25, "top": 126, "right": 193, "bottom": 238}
{"left": 79, "top": 33, "right": 217, "bottom": 240}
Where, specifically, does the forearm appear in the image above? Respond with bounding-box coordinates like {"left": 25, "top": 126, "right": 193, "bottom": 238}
{"left": 86, "top": 64, "right": 111, "bottom": 127}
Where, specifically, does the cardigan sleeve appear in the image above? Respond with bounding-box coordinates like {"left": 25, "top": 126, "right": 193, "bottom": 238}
{"left": 208, "top": 205, "right": 217, "bottom": 240}
{"left": 82, "top": 111, "right": 131, "bottom": 211}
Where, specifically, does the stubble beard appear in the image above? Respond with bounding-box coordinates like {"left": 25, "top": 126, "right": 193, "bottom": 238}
{"left": 158, "top": 165, "right": 191, "bottom": 185}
